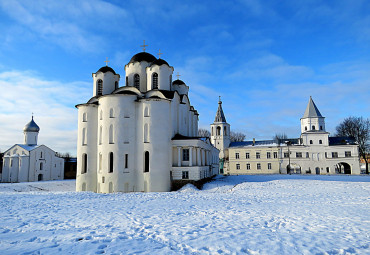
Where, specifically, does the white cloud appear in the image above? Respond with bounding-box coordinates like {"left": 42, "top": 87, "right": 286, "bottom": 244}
{"left": 0, "top": 70, "right": 90, "bottom": 155}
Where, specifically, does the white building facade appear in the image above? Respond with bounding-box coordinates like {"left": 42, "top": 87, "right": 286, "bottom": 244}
{"left": 1, "top": 117, "right": 64, "bottom": 182}
{"left": 76, "top": 51, "right": 219, "bottom": 193}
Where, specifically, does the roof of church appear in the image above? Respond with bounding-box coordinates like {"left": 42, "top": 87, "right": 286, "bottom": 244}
{"left": 173, "top": 79, "right": 186, "bottom": 85}
{"left": 214, "top": 99, "right": 227, "bottom": 123}
{"left": 302, "top": 96, "right": 323, "bottom": 118}
{"left": 172, "top": 134, "right": 207, "bottom": 141}
{"left": 97, "top": 66, "right": 117, "bottom": 75}
{"left": 23, "top": 117, "right": 40, "bottom": 132}
{"left": 150, "top": 58, "right": 169, "bottom": 67}
{"left": 17, "top": 144, "right": 39, "bottom": 151}
{"left": 128, "top": 52, "right": 157, "bottom": 64}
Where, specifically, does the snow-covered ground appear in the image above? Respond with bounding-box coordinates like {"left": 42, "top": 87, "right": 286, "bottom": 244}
{"left": 0, "top": 175, "right": 369, "bottom": 255}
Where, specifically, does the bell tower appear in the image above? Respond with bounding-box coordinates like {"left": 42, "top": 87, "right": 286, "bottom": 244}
{"left": 210, "top": 97, "right": 230, "bottom": 158}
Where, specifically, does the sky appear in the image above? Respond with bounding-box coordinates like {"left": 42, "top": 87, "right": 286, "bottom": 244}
{"left": 0, "top": 0, "right": 369, "bottom": 156}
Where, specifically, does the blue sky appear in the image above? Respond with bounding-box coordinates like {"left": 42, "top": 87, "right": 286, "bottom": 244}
{"left": 0, "top": 0, "right": 369, "bottom": 155}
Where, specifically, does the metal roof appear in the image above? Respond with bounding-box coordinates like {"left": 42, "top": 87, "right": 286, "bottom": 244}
{"left": 302, "top": 96, "right": 323, "bottom": 118}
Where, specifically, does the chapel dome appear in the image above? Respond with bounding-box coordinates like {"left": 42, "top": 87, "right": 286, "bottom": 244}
{"left": 23, "top": 117, "right": 40, "bottom": 132}
{"left": 172, "top": 79, "right": 186, "bottom": 86}
{"left": 97, "top": 66, "right": 117, "bottom": 75}
{"left": 150, "top": 58, "right": 169, "bottom": 67}
{"left": 128, "top": 52, "right": 157, "bottom": 64}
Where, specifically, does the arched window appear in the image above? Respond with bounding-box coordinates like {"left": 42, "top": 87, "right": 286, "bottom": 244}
{"left": 144, "top": 151, "right": 149, "bottom": 172}
{"left": 144, "top": 124, "right": 149, "bottom": 143}
{"left": 82, "top": 128, "right": 87, "bottom": 145}
{"left": 310, "top": 140, "right": 313, "bottom": 144}
{"left": 319, "top": 140, "right": 322, "bottom": 144}
{"left": 115, "top": 81, "right": 118, "bottom": 90}
{"left": 109, "top": 152, "right": 113, "bottom": 173}
{"left": 99, "top": 126, "right": 102, "bottom": 145}
{"left": 40, "top": 162, "right": 43, "bottom": 170}
{"left": 312, "top": 125, "right": 316, "bottom": 130}
{"left": 169, "top": 75, "right": 172, "bottom": 86}
{"left": 97, "top": 79, "right": 103, "bottom": 95}
{"left": 125, "top": 76, "right": 128, "bottom": 86}
{"left": 82, "top": 153, "right": 87, "bottom": 174}
{"left": 152, "top": 72, "right": 158, "bottom": 89}
{"left": 144, "top": 107, "right": 149, "bottom": 117}
{"left": 305, "top": 126, "right": 307, "bottom": 131}
{"left": 224, "top": 128, "right": 227, "bottom": 135}
{"left": 109, "top": 125, "right": 114, "bottom": 144}
{"left": 83, "top": 113, "right": 87, "bottom": 122}
{"left": 134, "top": 74, "right": 140, "bottom": 89}
{"left": 320, "top": 126, "right": 323, "bottom": 130}
{"left": 109, "top": 108, "right": 114, "bottom": 118}
{"left": 216, "top": 126, "right": 221, "bottom": 136}
{"left": 40, "top": 152, "right": 43, "bottom": 158}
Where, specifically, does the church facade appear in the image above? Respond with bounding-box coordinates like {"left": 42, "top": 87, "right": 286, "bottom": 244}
{"left": 1, "top": 117, "right": 64, "bottom": 182}
{"left": 76, "top": 50, "right": 219, "bottom": 193}
{"left": 212, "top": 97, "right": 361, "bottom": 175}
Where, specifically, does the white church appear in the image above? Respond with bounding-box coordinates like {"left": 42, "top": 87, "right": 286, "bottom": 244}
{"left": 1, "top": 117, "right": 65, "bottom": 183}
{"left": 76, "top": 48, "right": 219, "bottom": 193}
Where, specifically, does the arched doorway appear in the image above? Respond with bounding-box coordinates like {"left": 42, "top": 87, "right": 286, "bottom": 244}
{"left": 315, "top": 167, "right": 320, "bottom": 175}
{"left": 38, "top": 174, "right": 43, "bottom": 181}
{"left": 335, "top": 162, "right": 351, "bottom": 174}
{"left": 289, "top": 163, "right": 301, "bottom": 174}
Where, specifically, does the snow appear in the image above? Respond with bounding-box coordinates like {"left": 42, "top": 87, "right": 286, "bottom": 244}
{"left": 0, "top": 175, "right": 369, "bottom": 255}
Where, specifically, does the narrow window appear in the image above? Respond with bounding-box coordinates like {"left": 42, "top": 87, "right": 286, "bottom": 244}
{"left": 144, "top": 107, "right": 149, "bottom": 117}
{"left": 38, "top": 174, "right": 43, "bottom": 181}
{"left": 169, "top": 75, "right": 172, "bottom": 86}
{"left": 109, "top": 125, "right": 114, "bottom": 144}
{"left": 109, "top": 152, "right": 114, "bottom": 173}
{"left": 211, "top": 127, "right": 214, "bottom": 136}
{"left": 224, "top": 128, "right": 227, "bottom": 135}
{"left": 268, "top": 163, "right": 272, "bottom": 170}
{"left": 115, "top": 81, "right": 118, "bottom": 90}
{"left": 144, "top": 124, "right": 149, "bottom": 143}
{"left": 40, "top": 152, "right": 43, "bottom": 158}
{"left": 305, "top": 126, "right": 307, "bottom": 131}
{"left": 310, "top": 140, "right": 313, "bottom": 144}
{"left": 125, "top": 154, "right": 128, "bottom": 168}
{"left": 216, "top": 126, "right": 221, "bottom": 135}
{"left": 183, "top": 149, "right": 189, "bottom": 161}
{"left": 99, "top": 153, "right": 102, "bottom": 171}
{"left": 236, "top": 164, "right": 240, "bottom": 170}
{"left": 320, "top": 126, "right": 323, "bottom": 130}
{"left": 326, "top": 167, "right": 329, "bottom": 173}
{"left": 152, "top": 72, "right": 158, "bottom": 89}
{"left": 144, "top": 151, "right": 149, "bottom": 172}
{"left": 246, "top": 163, "right": 250, "bottom": 170}
{"left": 274, "top": 152, "right": 278, "bottom": 158}
{"left": 312, "top": 125, "right": 316, "bottom": 130}
{"left": 100, "top": 110, "right": 103, "bottom": 120}
{"left": 109, "top": 108, "right": 114, "bottom": 118}
{"left": 82, "top": 153, "right": 87, "bottom": 174}
{"left": 83, "top": 113, "right": 87, "bottom": 122}
{"left": 319, "top": 140, "right": 322, "bottom": 144}
{"left": 182, "top": 171, "right": 189, "bottom": 179}
{"left": 257, "top": 163, "right": 261, "bottom": 170}
{"left": 134, "top": 74, "right": 140, "bottom": 89}
{"left": 125, "top": 76, "right": 128, "bottom": 86}
{"left": 99, "top": 126, "right": 102, "bottom": 145}
{"left": 267, "top": 152, "right": 271, "bottom": 158}
{"left": 40, "top": 162, "right": 43, "bottom": 170}
{"left": 256, "top": 152, "right": 260, "bottom": 159}
{"left": 246, "top": 152, "right": 250, "bottom": 159}
{"left": 82, "top": 128, "right": 87, "bottom": 145}
{"left": 306, "top": 152, "right": 309, "bottom": 158}
{"left": 97, "top": 79, "right": 103, "bottom": 95}
{"left": 235, "top": 152, "right": 239, "bottom": 159}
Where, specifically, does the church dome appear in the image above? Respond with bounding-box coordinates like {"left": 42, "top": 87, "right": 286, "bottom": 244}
{"left": 23, "top": 117, "right": 40, "bottom": 132}
{"left": 97, "top": 66, "right": 116, "bottom": 75}
{"left": 150, "top": 58, "right": 169, "bottom": 67}
{"left": 128, "top": 52, "right": 157, "bottom": 64}
{"left": 173, "top": 79, "right": 186, "bottom": 85}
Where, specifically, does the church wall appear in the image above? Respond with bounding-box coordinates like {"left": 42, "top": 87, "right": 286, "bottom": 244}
{"left": 146, "top": 65, "right": 173, "bottom": 91}
{"left": 9, "top": 156, "right": 19, "bottom": 182}
{"left": 2, "top": 157, "right": 10, "bottom": 182}
{"left": 125, "top": 62, "right": 150, "bottom": 92}
{"left": 18, "top": 156, "right": 29, "bottom": 182}
{"left": 76, "top": 105, "right": 98, "bottom": 192}
{"left": 301, "top": 117, "right": 325, "bottom": 133}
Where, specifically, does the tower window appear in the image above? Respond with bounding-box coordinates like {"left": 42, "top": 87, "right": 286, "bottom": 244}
{"left": 109, "top": 108, "right": 114, "bottom": 118}
{"left": 152, "top": 72, "right": 158, "bottom": 89}
{"left": 82, "top": 128, "right": 87, "bottom": 145}
{"left": 144, "top": 124, "right": 149, "bottom": 143}
{"left": 320, "top": 125, "right": 323, "bottom": 130}
{"left": 109, "top": 152, "right": 114, "bottom": 173}
{"left": 183, "top": 149, "right": 189, "bottom": 161}
{"left": 109, "top": 125, "right": 114, "bottom": 144}
{"left": 144, "top": 151, "right": 149, "bottom": 172}
{"left": 134, "top": 74, "right": 140, "bottom": 89}
{"left": 126, "top": 76, "right": 128, "bottom": 86}
{"left": 125, "top": 154, "right": 128, "bottom": 168}
{"left": 82, "top": 153, "right": 87, "bottom": 174}
{"left": 216, "top": 126, "right": 221, "bottom": 136}
{"left": 40, "top": 162, "right": 43, "bottom": 170}
{"left": 115, "top": 81, "right": 118, "bottom": 90}
{"left": 97, "top": 79, "right": 103, "bottom": 95}
{"left": 83, "top": 113, "right": 87, "bottom": 122}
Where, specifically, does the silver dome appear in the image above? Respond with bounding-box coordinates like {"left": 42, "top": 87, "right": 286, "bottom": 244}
{"left": 23, "top": 117, "right": 40, "bottom": 132}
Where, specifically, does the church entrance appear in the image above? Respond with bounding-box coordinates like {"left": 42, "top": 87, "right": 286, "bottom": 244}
{"left": 335, "top": 162, "right": 351, "bottom": 174}
{"left": 38, "top": 174, "right": 43, "bottom": 181}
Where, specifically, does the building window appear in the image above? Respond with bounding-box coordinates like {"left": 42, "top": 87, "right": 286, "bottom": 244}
{"left": 100, "top": 110, "right": 103, "bottom": 120}
{"left": 267, "top": 152, "right": 271, "bottom": 159}
{"left": 325, "top": 152, "right": 327, "bottom": 158}
{"left": 144, "top": 151, "right": 149, "bottom": 172}
{"left": 310, "top": 140, "right": 313, "bottom": 144}
{"left": 115, "top": 81, "right": 118, "bottom": 90}
{"left": 320, "top": 126, "right": 323, "bottom": 130}
{"left": 306, "top": 152, "right": 309, "bottom": 158}
{"left": 40, "top": 152, "right": 43, "bottom": 158}
{"left": 296, "top": 152, "right": 302, "bottom": 158}
{"left": 125, "top": 154, "right": 128, "bottom": 169}
{"left": 99, "top": 126, "right": 102, "bottom": 145}
{"left": 256, "top": 152, "right": 260, "bottom": 159}
{"left": 182, "top": 171, "right": 189, "bottom": 179}
{"left": 125, "top": 76, "right": 128, "bottom": 86}
{"left": 97, "top": 79, "right": 103, "bottom": 95}
{"left": 99, "top": 153, "right": 102, "bottom": 171}
{"left": 83, "top": 113, "right": 87, "bottom": 122}
{"left": 305, "top": 126, "right": 307, "bottom": 131}
{"left": 319, "top": 140, "right": 322, "bottom": 144}
{"left": 152, "top": 72, "right": 158, "bottom": 89}
{"left": 284, "top": 152, "right": 289, "bottom": 158}
{"left": 169, "top": 75, "right": 172, "bottom": 86}
{"left": 246, "top": 163, "right": 250, "bottom": 170}
{"left": 109, "top": 108, "right": 114, "bottom": 118}
{"left": 40, "top": 162, "right": 43, "bottom": 170}
{"left": 235, "top": 153, "right": 239, "bottom": 159}
{"left": 345, "top": 151, "right": 351, "bottom": 157}
{"left": 246, "top": 152, "right": 250, "bottom": 159}
{"left": 38, "top": 174, "right": 43, "bottom": 181}
{"left": 257, "top": 163, "right": 261, "bottom": 170}
{"left": 216, "top": 126, "right": 221, "bottom": 135}
{"left": 134, "top": 74, "right": 140, "bottom": 89}
{"left": 326, "top": 167, "right": 329, "bottom": 173}
{"left": 102, "top": 176, "right": 105, "bottom": 183}
{"left": 183, "top": 149, "right": 189, "bottom": 161}
{"left": 274, "top": 152, "right": 278, "bottom": 158}
{"left": 268, "top": 163, "right": 272, "bottom": 170}
{"left": 109, "top": 152, "right": 113, "bottom": 173}
{"left": 82, "top": 128, "right": 87, "bottom": 145}
{"left": 144, "top": 107, "right": 149, "bottom": 117}
{"left": 312, "top": 125, "right": 316, "bottom": 130}
{"left": 236, "top": 164, "right": 240, "bottom": 170}
{"left": 332, "top": 152, "right": 338, "bottom": 158}
{"left": 109, "top": 125, "right": 114, "bottom": 144}
{"left": 144, "top": 124, "right": 149, "bottom": 143}
{"left": 224, "top": 128, "right": 227, "bottom": 135}
{"left": 82, "top": 153, "right": 87, "bottom": 174}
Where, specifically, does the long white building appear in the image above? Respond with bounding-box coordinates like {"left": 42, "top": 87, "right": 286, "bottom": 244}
{"left": 76, "top": 50, "right": 219, "bottom": 193}
{"left": 1, "top": 117, "right": 64, "bottom": 182}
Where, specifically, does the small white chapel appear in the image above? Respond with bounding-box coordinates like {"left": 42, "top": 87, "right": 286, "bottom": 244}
{"left": 1, "top": 117, "right": 65, "bottom": 183}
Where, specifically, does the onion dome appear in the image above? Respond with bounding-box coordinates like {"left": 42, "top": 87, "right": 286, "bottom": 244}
{"left": 172, "top": 79, "right": 186, "bottom": 86}
{"left": 23, "top": 116, "right": 40, "bottom": 132}
{"left": 150, "top": 58, "right": 169, "bottom": 67}
{"left": 97, "top": 66, "right": 116, "bottom": 75}
{"left": 128, "top": 52, "right": 157, "bottom": 64}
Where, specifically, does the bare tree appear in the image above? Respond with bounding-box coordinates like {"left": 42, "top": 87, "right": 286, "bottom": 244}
{"left": 198, "top": 128, "right": 211, "bottom": 138}
{"left": 230, "top": 131, "right": 246, "bottom": 142}
{"left": 273, "top": 133, "right": 288, "bottom": 143}
{"left": 335, "top": 116, "right": 370, "bottom": 174}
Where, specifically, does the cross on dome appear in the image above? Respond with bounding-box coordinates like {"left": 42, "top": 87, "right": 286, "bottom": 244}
{"left": 104, "top": 57, "right": 109, "bottom": 66}
{"left": 140, "top": 40, "right": 148, "bottom": 52}
{"left": 176, "top": 72, "right": 181, "bottom": 80}
{"left": 157, "top": 49, "right": 163, "bottom": 59}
